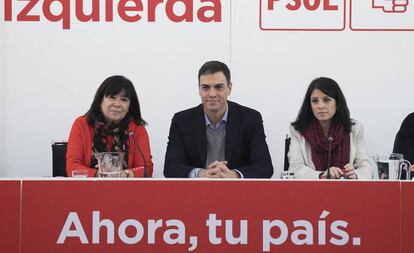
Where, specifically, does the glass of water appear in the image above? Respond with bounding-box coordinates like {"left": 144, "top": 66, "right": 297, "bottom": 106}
{"left": 280, "top": 171, "right": 295, "bottom": 179}
{"left": 72, "top": 168, "right": 89, "bottom": 178}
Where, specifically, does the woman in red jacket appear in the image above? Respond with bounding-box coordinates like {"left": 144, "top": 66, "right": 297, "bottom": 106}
{"left": 66, "top": 75, "right": 153, "bottom": 177}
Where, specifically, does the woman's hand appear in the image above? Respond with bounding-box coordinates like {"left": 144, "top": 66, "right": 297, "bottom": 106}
{"left": 343, "top": 163, "right": 357, "bottom": 179}
{"left": 320, "top": 167, "right": 344, "bottom": 179}
{"left": 120, "top": 169, "right": 134, "bottom": 178}
{"left": 94, "top": 165, "right": 101, "bottom": 177}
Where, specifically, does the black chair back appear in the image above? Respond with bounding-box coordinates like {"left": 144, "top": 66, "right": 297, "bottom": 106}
{"left": 52, "top": 141, "right": 68, "bottom": 177}
{"left": 284, "top": 136, "right": 291, "bottom": 171}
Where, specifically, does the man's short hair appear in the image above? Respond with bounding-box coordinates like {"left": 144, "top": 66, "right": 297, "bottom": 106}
{"left": 198, "top": 61, "right": 231, "bottom": 85}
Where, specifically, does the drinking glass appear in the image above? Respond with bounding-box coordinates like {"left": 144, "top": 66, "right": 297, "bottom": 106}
{"left": 280, "top": 171, "right": 295, "bottom": 179}
{"left": 71, "top": 169, "right": 89, "bottom": 178}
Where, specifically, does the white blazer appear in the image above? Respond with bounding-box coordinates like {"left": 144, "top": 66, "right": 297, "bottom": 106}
{"left": 288, "top": 121, "right": 373, "bottom": 179}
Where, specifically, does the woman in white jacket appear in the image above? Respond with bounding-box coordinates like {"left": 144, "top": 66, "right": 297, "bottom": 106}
{"left": 288, "top": 77, "right": 372, "bottom": 179}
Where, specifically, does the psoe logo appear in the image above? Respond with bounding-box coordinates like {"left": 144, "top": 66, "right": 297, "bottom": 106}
{"left": 2, "top": 0, "right": 222, "bottom": 29}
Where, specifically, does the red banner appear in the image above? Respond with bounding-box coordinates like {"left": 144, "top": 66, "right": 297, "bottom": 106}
{"left": 19, "top": 180, "right": 403, "bottom": 253}
{"left": 0, "top": 180, "right": 20, "bottom": 253}
{"left": 402, "top": 182, "right": 414, "bottom": 253}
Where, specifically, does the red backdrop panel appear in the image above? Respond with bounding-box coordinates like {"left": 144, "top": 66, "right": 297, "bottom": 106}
{"left": 402, "top": 182, "right": 414, "bottom": 253}
{"left": 0, "top": 180, "right": 21, "bottom": 253}
{"left": 20, "top": 180, "right": 400, "bottom": 253}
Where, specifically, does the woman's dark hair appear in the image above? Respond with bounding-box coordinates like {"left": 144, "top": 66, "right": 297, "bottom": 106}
{"left": 291, "top": 77, "right": 352, "bottom": 133}
{"left": 86, "top": 75, "right": 146, "bottom": 126}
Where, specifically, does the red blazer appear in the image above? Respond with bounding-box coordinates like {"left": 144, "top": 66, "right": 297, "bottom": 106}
{"left": 66, "top": 116, "right": 153, "bottom": 177}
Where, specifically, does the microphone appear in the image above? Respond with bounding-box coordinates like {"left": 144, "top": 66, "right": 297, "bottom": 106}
{"left": 326, "top": 137, "right": 333, "bottom": 179}
{"left": 129, "top": 131, "right": 148, "bottom": 177}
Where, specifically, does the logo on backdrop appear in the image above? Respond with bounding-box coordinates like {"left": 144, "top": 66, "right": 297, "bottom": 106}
{"left": 2, "top": 0, "right": 222, "bottom": 30}
{"left": 372, "top": 0, "right": 409, "bottom": 13}
{"left": 260, "top": 0, "right": 414, "bottom": 31}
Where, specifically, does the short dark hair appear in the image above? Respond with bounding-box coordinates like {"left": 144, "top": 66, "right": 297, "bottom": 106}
{"left": 198, "top": 61, "right": 231, "bottom": 85}
{"left": 291, "top": 77, "right": 352, "bottom": 133}
{"left": 86, "top": 75, "right": 146, "bottom": 126}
